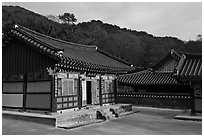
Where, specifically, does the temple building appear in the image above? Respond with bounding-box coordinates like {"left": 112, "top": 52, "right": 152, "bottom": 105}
{"left": 2, "top": 24, "right": 134, "bottom": 113}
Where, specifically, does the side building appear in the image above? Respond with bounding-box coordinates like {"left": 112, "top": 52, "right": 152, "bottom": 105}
{"left": 2, "top": 24, "right": 134, "bottom": 113}
{"left": 117, "top": 49, "right": 202, "bottom": 114}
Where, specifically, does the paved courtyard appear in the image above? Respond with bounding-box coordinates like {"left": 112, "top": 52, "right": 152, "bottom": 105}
{"left": 2, "top": 106, "right": 202, "bottom": 135}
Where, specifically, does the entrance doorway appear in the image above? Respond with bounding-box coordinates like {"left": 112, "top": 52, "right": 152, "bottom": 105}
{"left": 86, "top": 81, "right": 92, "bottom": 104}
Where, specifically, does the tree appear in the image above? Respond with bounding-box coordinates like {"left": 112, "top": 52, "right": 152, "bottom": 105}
{"left": 69, "top": 13, "right": 77, "bottom": 24}
{"left": 59, "top": 13, "right": 77, "bottom": 25}
{"left": 197, "top": 34, "right": 202, "bottom": 41}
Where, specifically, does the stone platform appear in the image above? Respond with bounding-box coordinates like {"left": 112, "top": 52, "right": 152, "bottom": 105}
{"left": 2, "top": 104, "right": 134, "bottom": 128}
{"left": 174, "top": 110, "right": 202, "bottom": 122}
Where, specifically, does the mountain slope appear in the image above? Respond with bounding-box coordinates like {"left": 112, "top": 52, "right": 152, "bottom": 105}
{"left": 2, "top": 5, "right": 201, "bottom": 68}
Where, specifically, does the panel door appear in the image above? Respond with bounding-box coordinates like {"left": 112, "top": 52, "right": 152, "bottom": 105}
{"left": 82, "top": 80, "right": 87, "bottom": 106}
{"left": 92, "top": 80, "right": 99, "bottom": 104}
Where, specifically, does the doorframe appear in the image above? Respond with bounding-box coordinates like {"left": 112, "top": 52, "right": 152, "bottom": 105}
{"left": 86, "top": 80, "right": 92, "bottom": 105}
{"left": 81, "top": 77, "right": 101, "bottom": 106}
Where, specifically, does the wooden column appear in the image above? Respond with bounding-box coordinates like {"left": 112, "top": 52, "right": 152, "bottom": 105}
{"left": 113, "top": 79, "right": 117, "bottom": 104}
{"left": 190, "top": 87, "right": 195, "bottom": 116}
{"left": 51, "top": 75, "right": 57, "bottom": 112}
{"left": 78, "top": 76, "right": 82, "bottom": 109}
{"left": 22, "top": 73, "right": 27, "bottom": 111}
{"left": 99, "top": 76, "right": 102, "bottom": 106}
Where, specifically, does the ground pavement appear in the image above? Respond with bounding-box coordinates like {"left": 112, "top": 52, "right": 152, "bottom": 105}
{"left": 2, "top": 106, "right": 202, "bottom": 135}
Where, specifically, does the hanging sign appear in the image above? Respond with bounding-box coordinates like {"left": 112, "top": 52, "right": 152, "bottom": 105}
{"left": 57, "top": 73, "right": 67, "bottom": 78}
{"left": 68, "top": 73, "right": 79, "bottom": 79}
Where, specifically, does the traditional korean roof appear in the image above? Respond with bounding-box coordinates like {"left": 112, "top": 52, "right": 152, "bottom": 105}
{"left": 174, "top": 53, "right": 202, "bottom": 81}
{"left": 5, "top": 24, "right": 134, "bottom": 74}
{"left": 117, "top": 50, "right": 202, "bottom": 85}
{"left": 152, "top": 49, "right": 181, "bottom": 71}
{"left": 117, "top": 70, "right": 178, "bottom": 85}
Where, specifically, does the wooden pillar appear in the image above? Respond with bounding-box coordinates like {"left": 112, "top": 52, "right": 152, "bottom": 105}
{"left": 113, "top": 79, "right": 117, "bottom": 104}
{"left": 190, "top": 87, "right": 195, "bottom": 116}
{"left": 78, "top": 76, "right": 82, "bottom": 109}
{"left": 51, "top": 75, "right": 57, "bottom": 112}
{"left": 99, "top": 76, "right": 102, "bottom": 106}
{"left": 22, "top": 73, "right": 27, "bottom": 111}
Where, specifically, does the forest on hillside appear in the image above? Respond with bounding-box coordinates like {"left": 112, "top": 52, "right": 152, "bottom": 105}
{"left": 2, "top": 6, "right": 202, "bottom": 69}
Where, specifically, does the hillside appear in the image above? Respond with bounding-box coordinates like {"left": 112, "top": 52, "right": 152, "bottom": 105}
{"left": 2, "top": 5, "right": 202, "bottom": 68}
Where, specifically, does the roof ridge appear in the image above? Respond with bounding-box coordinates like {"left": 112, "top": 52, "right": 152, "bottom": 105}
{"left": 15, "top": 24, "right": 98, "bottom": 50}
{"left": 154, "top": 71, "right": 175, "bottom": 74}
{"left": 12, "top": 24, "right": 62, "bottom": 51}
{"left": 170, "top": 49, "right": 182, "bottom": 58}
{"left": 117, "top": 70, "right": 149, "bottom": 77}
{"left": 182, "top": 52, "right": 202, "bottom": 57}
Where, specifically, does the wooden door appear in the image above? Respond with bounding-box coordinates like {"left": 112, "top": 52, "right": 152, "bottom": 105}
{"left": 82, "top": 80, "right": 87, "bottom": 106}
{"left": 92, "top": 80, "right": 99, "bottom": 105}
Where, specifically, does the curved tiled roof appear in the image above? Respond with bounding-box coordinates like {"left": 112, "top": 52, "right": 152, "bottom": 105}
{"left": 117, "top": 50, "right": 202, "bottom": 85}
{"left": 151, "top": 49, "right": 181, "bottom": 71}
{"left": 7, "top": 24, "right": 134, "bottom": 74}
{"left": 175, "top": 53, "right": 202, "bottom": 81}
{"left": 117, "top": 71, "right": 178, "bottom": 85}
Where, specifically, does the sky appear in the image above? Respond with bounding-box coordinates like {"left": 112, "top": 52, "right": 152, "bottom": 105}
{"left": 2, "top": 2, "right": 202, "bottom": 41}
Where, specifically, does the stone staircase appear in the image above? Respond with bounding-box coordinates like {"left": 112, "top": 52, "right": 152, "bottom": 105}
{"left": 96, "top": 107, "right": 116, "bottom": 121}
{"left": 110, "top": 104, "right": 133, "bottom": 117}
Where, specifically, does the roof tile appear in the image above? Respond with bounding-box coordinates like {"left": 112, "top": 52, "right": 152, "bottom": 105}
{"left": 117, "top": 71, "right": 178, "bottom": 85}
{"left": 10, "top": 24, "right": 134, "bottom": 74}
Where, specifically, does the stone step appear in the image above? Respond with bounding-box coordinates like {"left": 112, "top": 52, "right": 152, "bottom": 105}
{"left": 115, "top": 111, "right": 139, "bottom": 118}
{"left": 58, "top": 119, "right": 105, "bottom": 129}
{"left": 105, "top": 113, "right": 117, "bottom": 121}
{"left": 56, "top": 110, "right": 97, "bottom": 127}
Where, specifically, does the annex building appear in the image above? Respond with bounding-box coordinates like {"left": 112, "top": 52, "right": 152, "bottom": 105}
{"left": 117, "top": 49, "right": 202, "bottom": 114}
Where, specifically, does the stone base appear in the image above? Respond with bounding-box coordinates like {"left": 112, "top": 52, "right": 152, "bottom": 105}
{"left": 2, "top": 104, "right": 134, "bottom": 128}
